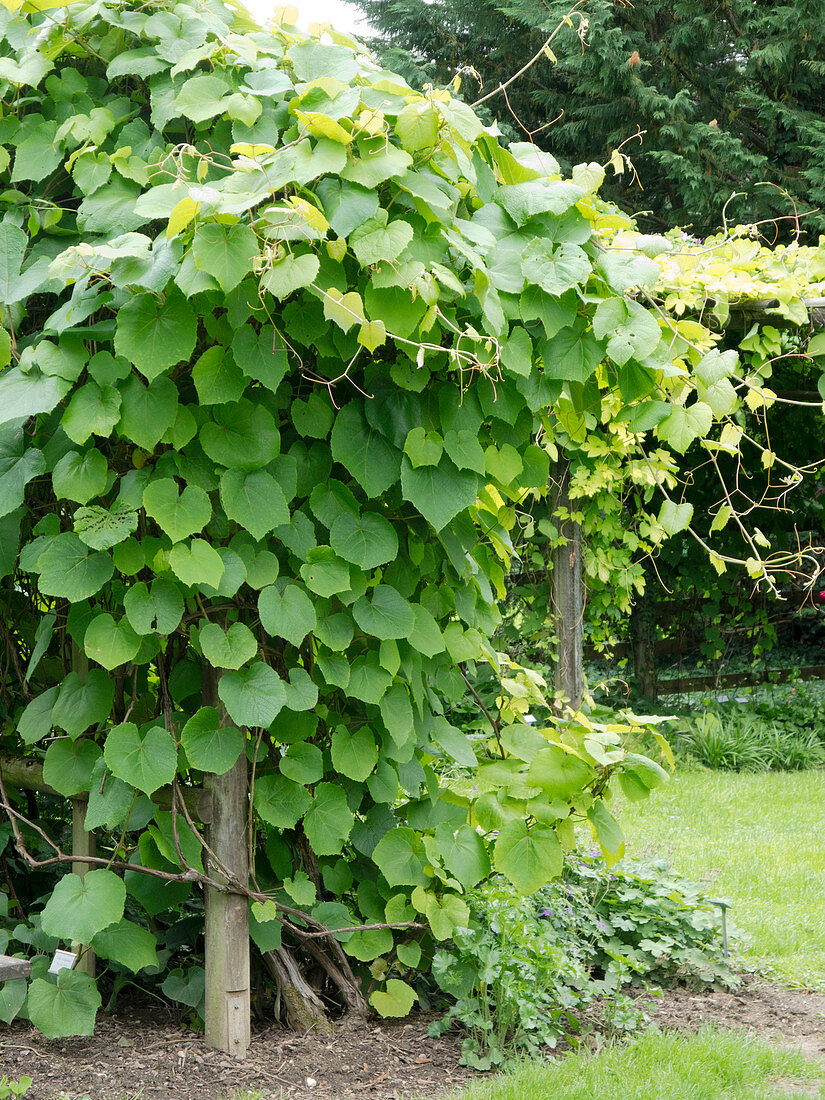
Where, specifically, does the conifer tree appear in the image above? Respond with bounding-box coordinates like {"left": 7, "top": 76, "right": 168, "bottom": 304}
{"left": 358, "top": 0, "right": 825, "bottom": 237}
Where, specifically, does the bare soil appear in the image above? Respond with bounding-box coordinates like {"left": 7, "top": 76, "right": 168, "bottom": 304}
{"left": 2, "top": 975, "right": 825, "bottom": 1100}
{"left": 639, "top": 974, "right": 825, "bottom": 1064}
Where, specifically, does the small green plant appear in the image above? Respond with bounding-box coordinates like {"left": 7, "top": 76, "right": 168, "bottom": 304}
{"left": 0, "top": 1076, "right": 32, "bottom": 1099}
{"left": 683, "top": 699, "right": 825, "bottom": 772}
{"left": 428, "top": 856, "right": 734, "bottom": 1068}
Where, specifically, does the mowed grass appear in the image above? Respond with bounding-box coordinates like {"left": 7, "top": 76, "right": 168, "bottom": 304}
{"left": 620, "top": 767, "right": 825, "bottom": 990}
{"left": 430, "top": 1028, "right": 825, "bottom": 1100}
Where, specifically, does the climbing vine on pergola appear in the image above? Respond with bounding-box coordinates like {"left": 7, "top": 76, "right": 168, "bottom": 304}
{"left": 0, "top": 0, "right": 754, "bottom": 1054}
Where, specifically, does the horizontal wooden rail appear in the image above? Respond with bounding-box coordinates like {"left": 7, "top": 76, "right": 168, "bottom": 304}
{"left": 0, "top": 754, "right": 213, "bottom": 825}
{"left": 0, "top": 954, "right": 30, "bottom": 981}
{"left": 657, "top": 664, "right": 825, "bottom": 696}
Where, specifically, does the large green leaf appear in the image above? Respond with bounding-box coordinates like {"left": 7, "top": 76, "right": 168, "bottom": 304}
{"left": 73, "top": 503, "right": 138, "bottom": 551}
{"left": 521, "top": 241, "right": 590, "bottom": 296}
{"left": 27, "top": 971, "right": 102, "bottom": 1039}
{"left": 218, "top": 662, "right": 286, "bottom": 727}
{"left": 104, "top": 722, "right": 177, "bottom": 795}
{"left": 117, "top": 375, "right": 178, "bottom": 451}
{"left": 400, "top": 457, "right": 478, "bottom": 532}
{"left": 350, "top": 211, "right": 414, "bottom": 265}
{"left": 372, "top": 827, "right": 428, "bottom": 887}
{"left": 253, "top": 773, "right": 312, "bottom": 828}
{"left": 300, "top": 546, "right": 350, "bottom": 597}
{"left": 167, "top": 538, "right": 225, "bottom": 589}
{"left": 220, "top": 468, "right": 289, "bottom": 541}
{"left": 353, "top": 585, "right": 415, "bottom": 640}
{"left": 302, "top": 782, "right": 354, "bottom": 855}
{"left": 527, "top": 746, "right": 593, "bottom": 800}
{"left": 181, "top": 707, "right": 244, "bottom": 774}
{"left": 52, "top": 670, "right": 114, "bottom": 738}
{"left": 42, "top": 738, "right": 102, "bottom": 797}
{"left": 656, "top": 401, "right": 713, "bottom": 453}
{"left": 192, "top": 222, "right": 258, "bottom": 293}
{"left": 0, "top": 368, "right": 70, "bottom": 428}
{"left": 123, "top": 579, "right": 184, "bottom": 635}
{"left": 280, "top": 741, "right": 324, "bottom": 784}
{"left": 587, "top": 799, "right": 625, "bottom": 861}
{"left": 62, "top": 381, "right": 122, "bottom": 445}
{"left": 493, "top": 820, "right": 562, "bottom": 894}
{"left": 262, "top": 252, "right": 319, "bottom": 298}
{"left": 498, "top": 179, "right": 584, "bottom": 224}
{"left": 41, "top": 869, "right": 125, "bottom": 944}
{"left": 331, "top": 725, "right": 378, "bottom": 781}
{"left": 230, "top": 324, "right": 289, "bottom": 393}
{"left": 114, "top": 289, "right": 197, "bottom": 381}
{"left": 52, "top": 450, "right": 108, "bottom": 505}
{"left": 143, "top": 478, "right": 212, "bottom": 543}
{"left": 36, "top": 533, "right": 113, "bottom": 601}
{"left": 542, "top": 322, "right": 603, "bottom": 383}
{"left": 199, "top": 621, "right": 258, "bottom": 669}
{"left": 175, "top": 73, "right": 231, "bottom": 121}
{"left": 434, "top": 824, "right": 490, "bottom": 889}
{"left": 85, "top": 759, "right": 138, "bottom": 831}
{"left": 316, "top": 177, "right": 379, "bottom": 236}
{"left": 18, "top": 685, "right": 58, "bottom": 745}
{"left": 199, "top": 400, "right": 279, "bottom": 471}
{"left": 91, "top": 918, "right": 158, "bottom": 973}
{"left": 331, "top": 403, "right": 401, "bottom": 497}
{"left": 370, "top": 979, "right": 417, "bottom": 1018}
{"left": 258, "top": 584, "right": 316, "bottom": 646}
{"left": 84, "top": 613, "right": 141, "bottom": 670}
{"left": 329, "top": 511, "right": 398, "bottom": 570}
{"left": 0, "top": 446, "right": 44, "bottom": 520}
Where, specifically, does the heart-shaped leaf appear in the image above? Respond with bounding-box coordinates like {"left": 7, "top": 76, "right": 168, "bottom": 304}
{"left": 104, "top": 722, "right": 177, "bottom": 795}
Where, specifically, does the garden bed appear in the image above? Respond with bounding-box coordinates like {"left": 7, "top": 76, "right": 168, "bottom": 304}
{"left": 3, "top": 977, "right": 825, "bottom": 1100}
{"left": 0, "top": 1000, "right": 474, "bottom": 1100}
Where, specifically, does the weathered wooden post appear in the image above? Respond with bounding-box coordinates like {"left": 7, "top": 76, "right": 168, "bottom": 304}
{"left": 551, "top": 464, "right": 584, "bottom": 710}
{"left": 202, "top": 665, "right": 250, "bottom": 1059}
{"left": 70, "top": 644, "right": 95, "bottom": 975}
{"left": 71, "top": 798, "right": 95, "bottom": 976}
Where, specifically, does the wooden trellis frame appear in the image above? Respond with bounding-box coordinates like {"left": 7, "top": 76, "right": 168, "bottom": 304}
{"left": 553, "top": 297, "right": 825, "bottom": 710}
{"left": 0, "top": 754, "right": 253, "bottom": 1059}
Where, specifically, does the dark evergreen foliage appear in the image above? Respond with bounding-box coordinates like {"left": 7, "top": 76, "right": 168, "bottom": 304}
{"left": 357, "top": 0, "right": 825, "bottom": 237}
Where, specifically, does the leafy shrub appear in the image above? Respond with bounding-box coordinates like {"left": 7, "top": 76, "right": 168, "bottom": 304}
{"left": 428, "top": 856, "right": 735, "bottom": 1068}
{"left": 683, "top": 697, "right": 825, "bottom": 771}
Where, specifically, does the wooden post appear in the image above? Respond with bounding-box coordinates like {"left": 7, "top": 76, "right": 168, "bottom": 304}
{"left": 552, "top": 465, "right": 584, "bottom": 710}
{"left": 71, "top": 797, "right": 95, "bottom": 976}
{"left": 202, "top": 665, "right": 250, "bottom": 1059}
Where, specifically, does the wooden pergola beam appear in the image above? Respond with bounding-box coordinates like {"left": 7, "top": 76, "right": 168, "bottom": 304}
{"left": 0, "top": 754, "right": 213, "bottom": 825}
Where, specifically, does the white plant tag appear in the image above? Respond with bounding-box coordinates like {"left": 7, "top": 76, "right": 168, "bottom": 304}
{"left": 48, "top": 949, "right": 78, "bottom": 975}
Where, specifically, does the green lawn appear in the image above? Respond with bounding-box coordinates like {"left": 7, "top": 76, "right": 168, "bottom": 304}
{"left": 430, "top": 1028, "right": 825, "bottom": 1100}
{"left": 619, "top": 768, "right": 825, "bottom": 990}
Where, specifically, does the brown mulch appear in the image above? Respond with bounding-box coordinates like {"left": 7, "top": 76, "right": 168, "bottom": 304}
{"left": 4, "top": 975, "right": 825, "bottom": 1099}
{"left": 0, "top": 1002, "right": 476, "bottom": 1100}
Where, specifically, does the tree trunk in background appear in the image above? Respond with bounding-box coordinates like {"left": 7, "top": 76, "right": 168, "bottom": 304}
{"left": 630, "top": 572, "right": 658, "bottom": 702}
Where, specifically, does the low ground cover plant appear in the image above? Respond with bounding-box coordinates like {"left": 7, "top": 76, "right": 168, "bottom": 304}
{"left": 679, "top": 687, "right": 825, "bottom": 771}
{"left": 427, "top": 855, "right": 734, "bottom": 1068}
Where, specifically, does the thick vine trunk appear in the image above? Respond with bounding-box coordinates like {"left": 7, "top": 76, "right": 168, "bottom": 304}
{"left": 263, "top": 947, "right": 333, "bottom": 1034}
